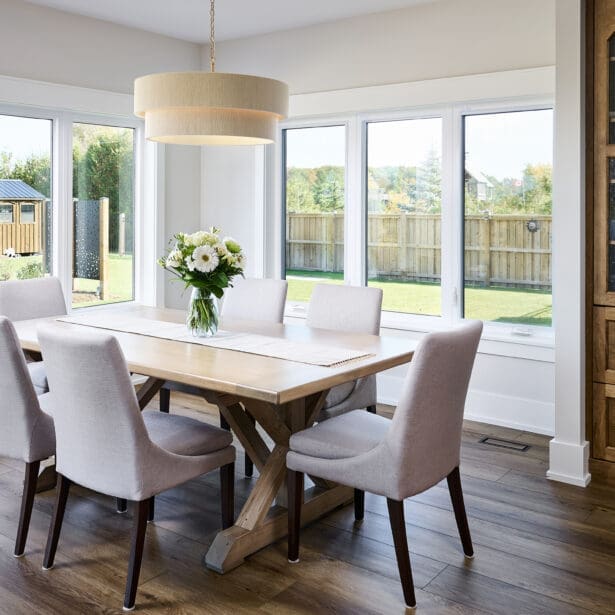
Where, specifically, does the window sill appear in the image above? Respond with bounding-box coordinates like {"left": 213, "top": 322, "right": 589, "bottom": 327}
{"left": 284, "top": 302, "right": 555, "bottom": 363}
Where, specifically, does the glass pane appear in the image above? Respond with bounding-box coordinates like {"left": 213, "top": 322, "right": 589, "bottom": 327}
{"left": 284, "top": 126, "right": 345, "bottom": 302}
{"left": 20, "top": 203, "right": 35, "bottom": 223}
{"left": 366, "top": 118, "right": 442, "bottom": 315}
{"left": 0, "top": 114, "right": 52, "bottom": 280}
{"left": 463, "top": 109, "right": 553, "bottom": 326}
{"left": 610, "top": 35, "right": 615, "bottom": 144}
{"left": 72, "top": 123, "right": 135, "bottom": 308}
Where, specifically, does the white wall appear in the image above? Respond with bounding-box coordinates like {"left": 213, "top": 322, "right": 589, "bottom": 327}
{"left": 200, "top": 0, "right": 559, "bottom": 437}
{"left": 211, "top": 0, "right": 555, "bottom": 94}
{"left": 0, "top": 0, "right": 203, "bottom": 308}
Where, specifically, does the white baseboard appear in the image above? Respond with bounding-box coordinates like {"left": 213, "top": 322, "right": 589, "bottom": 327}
{"left": 377, "top": 374, "right": 555, "bottom": 436}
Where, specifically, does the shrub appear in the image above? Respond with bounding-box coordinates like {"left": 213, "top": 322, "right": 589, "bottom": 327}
{"left": 17, "top": 262, "right": 43, "bottom": 280}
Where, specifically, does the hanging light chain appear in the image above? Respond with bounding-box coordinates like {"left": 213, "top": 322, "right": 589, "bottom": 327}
{"left": 209, "top": 0, "right": 216, "bottom": 73}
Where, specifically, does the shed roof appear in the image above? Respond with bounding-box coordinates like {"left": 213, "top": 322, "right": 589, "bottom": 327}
{"left": 0, "top": 179, "right": 46, "bottom": 200}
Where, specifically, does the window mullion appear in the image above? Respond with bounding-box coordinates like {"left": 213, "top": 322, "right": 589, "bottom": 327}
{"left": 441, "top": 106, "right": 464, "bottom": 325}
{"left": 345, "top": 115, "right": 364, "bottom": 286}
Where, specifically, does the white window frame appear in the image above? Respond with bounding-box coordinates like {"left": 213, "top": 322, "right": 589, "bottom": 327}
{"left": 0, "top": 75, "right": 162, "bottom": 310}
{"left": 279, "top": 96, "right": 555, "bottom": 352}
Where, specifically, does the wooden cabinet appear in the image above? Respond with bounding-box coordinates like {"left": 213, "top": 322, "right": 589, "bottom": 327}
{"left": 589, "top": 0, "right": 615, "bottom": 462}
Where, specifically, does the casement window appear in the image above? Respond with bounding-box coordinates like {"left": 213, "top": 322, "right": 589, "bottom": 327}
{"left": 0, "top": 107, "right": 141, "bottom": 308}
{"left": 281, "top": 101, "right": 554, "bottom": 338}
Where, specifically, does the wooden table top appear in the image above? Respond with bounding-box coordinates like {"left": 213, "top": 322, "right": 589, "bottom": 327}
{"left": 14, "top": 305, "right": 415, "bottom": 405}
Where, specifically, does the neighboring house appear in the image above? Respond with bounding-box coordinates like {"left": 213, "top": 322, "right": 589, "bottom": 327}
{"left": 0, "top": 179, "right": 46, "bottom": 255}
{"left": 465, "top": 165, "right": 494, "bottom": 202}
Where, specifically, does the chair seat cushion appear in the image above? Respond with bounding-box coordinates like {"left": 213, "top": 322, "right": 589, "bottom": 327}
{"left": 143, "top": 410, "right": 233, "bottom": 456}
{"left": 27, "top": 361, "right": 49, "bottom": 395}
{"left": 289, "top": 409, "right": 390, "bottom": 460}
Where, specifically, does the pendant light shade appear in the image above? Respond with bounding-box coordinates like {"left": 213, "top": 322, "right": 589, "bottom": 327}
{"left": 134, "top": 72, "right": 289, "bottom": 145}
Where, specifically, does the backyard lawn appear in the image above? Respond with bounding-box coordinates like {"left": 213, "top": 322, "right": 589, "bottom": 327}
{"left": 286, "top": 269, "right": 552, "bottom": 327}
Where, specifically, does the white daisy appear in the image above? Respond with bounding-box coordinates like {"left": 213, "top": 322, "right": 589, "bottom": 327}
{"left": 192, "top": 245, "right": 219, "bottom": 273}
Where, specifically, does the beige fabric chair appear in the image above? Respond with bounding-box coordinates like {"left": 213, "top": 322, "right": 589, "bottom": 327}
{"left": 306, "top": 284, "right": 383, "bottom": 421}
{"left": 0, "top": 277, "right": 67, "bottom": 395}
{"left": 286, "top": 321, "right": 483, "bottom": 609}
{"left": 159, "top": 278, "right": 288, "bottom": 477}
{"left": 37, "top": 323, "right": 236, "bottom": 611}
{"left": 0, "top": 317, "right": 55, "bottom": 557}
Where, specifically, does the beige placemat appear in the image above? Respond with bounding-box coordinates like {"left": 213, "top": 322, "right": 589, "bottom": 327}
{"left": 57, "top": 313, "right": 373, "bottom": 367}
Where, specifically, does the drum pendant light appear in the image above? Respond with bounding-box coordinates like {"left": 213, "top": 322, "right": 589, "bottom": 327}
{"left": 134, "top": 0, "right": 288, "bottom": 145}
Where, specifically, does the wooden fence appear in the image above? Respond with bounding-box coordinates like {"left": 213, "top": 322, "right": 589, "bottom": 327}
{"left": 286, "top": 213, "right": 552, "bottom": 289}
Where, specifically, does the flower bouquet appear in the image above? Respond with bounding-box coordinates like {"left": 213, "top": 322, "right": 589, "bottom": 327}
{"left": 159, "top": 228, "right": 244, "bottom": 337}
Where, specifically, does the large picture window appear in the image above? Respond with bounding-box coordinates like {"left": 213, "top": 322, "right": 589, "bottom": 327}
{"left": 0, "top": 104, "right": 141, "bottom": 310}
{"left": 281, "top": 101, "right": 554, "bottom": 337}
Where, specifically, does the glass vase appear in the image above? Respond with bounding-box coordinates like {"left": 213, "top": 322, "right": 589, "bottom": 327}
{"left": 186, "top": 287, "right": 219, "bottom": 337}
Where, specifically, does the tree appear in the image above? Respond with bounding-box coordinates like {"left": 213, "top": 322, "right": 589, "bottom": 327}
{"left": 416, "top": 149, "right": 442, "bottom": 212}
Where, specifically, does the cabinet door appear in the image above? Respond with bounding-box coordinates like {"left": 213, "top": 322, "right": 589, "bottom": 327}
{"left": 593, "top": 1, "right": 615, "bottom": 305}
{"left": 593, "top": 383, "right": 615, "bottom": 461}
{"left": 593, "top": 306, "right": 615, "bottom": 383}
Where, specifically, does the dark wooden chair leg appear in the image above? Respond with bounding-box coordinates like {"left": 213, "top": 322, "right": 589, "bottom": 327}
{"left": 117, "top": 498, "right": 128, "bottom": 513}
{"left": 43, "top": 474, "right": 71, "bottom": 570}
{"left": 367, "top": 405, "right": 377, "bottom": 414}
{"left": 287, "top": 469, "right": 304, "bottom": 563}
{"left": 158, "top": 387, "right": 170, "bottom": 413}
{"left": 446, "top": 466, "right": 474, "bottom": 557}
{"left": 354, "top": 489, "right": 365, "bottom": 521}
{"left": 14, "top": 460, "right": 40, "bottom": 557}
{"left": 386, "top": 498, "right": 416, "bottom": 609}
{"left": 124, "top": 500, "right": 149, "bottom": 611}
{"left": 220, "top": 462, "right": 235, "bottom": 529}
{"left": 147, "top": 496, "right": 155, "bottom": 522}
{"left": 244, "top": 413, "right": 255, "bottom": 478}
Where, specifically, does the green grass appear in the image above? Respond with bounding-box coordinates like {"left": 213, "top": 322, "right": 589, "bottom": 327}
{"left": 286, "top": 269, "right": 552, "bottom": 327}
{"left": 72, "top": 254, "right": 134, "bottom": 307}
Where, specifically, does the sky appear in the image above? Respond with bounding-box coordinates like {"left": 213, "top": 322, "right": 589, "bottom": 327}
{"left": 0, "top": 114, "right": 52, "bottom": 162}
{"left": 286, "top": 109, "right": 553, "bottom": 180}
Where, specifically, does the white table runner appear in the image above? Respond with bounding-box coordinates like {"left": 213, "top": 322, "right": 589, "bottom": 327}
{"left": 57, "top": 313, "right": 373, "bottom": 367}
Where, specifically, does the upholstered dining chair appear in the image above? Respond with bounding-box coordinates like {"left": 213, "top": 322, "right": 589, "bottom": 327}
{"left": 306, "top": 284, "right": 383, "bottom": 421}
{"left": 0, "top": 316, "right": 55, "bottom": 557}
{"left": 158, "top": 277, "right": 288, "bottom": 477}
{"left": 0, "top": 277, "right": 67, "bottom": 395}
{"left": 286, "top": 320, "right": 483, "bottom": 610}
{"left": 38, "top": 324, "right": 236, "bottom": 611}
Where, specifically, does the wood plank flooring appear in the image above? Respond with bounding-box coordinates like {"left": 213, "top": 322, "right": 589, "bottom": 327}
{"left": 1, "top": 393, "right": 614, "bottom": 614}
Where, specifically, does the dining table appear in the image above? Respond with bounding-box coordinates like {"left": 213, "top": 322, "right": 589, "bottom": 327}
{"left": 13, "top": 304, "right": 415, "bottom": 574}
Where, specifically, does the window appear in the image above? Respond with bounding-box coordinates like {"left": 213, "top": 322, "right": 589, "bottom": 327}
{"left": 283, "top": 125, "right": 346, "bottom": 302}
{"left": 72, "top": 123, "right": 135, "bottom": 308}
{"left": 20, "top": 203, "right": 35, "bottom": 223}
{"left": 463, "top": 110, "right": 553, "bottom": 327}
{"left": 280, "top": 100, "right": 554, "bottom": 338}
{"left": 366, "top": 118, "right": 442, "bottom": 315}
{"left": 0, "top": 205, "right": 13, "bottom": 223}
{"left": 0, "top": 113, "right": 52, "bottom": 279}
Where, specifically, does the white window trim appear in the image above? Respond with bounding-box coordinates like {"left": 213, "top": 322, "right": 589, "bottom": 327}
{"left": 278, "top": 83, "right": 555, "bottom": 360}
{"left": 0, "top": 74, "right": 161, "bottom": 310}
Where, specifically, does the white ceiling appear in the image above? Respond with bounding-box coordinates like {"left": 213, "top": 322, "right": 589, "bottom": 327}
{"left": 24, "top": 0, "right": 437, "bottom": 43}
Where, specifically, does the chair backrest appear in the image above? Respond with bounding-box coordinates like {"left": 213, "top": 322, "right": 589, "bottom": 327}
{"left": 37, "top": 323, "right": 150, "bottom": 496}
{"left": 0, "top": 277, "right": 67, "bottom": 321}
{"left": 307, "top": 284, "right": 383, "bottom": 335}
{"left": 385, "top": 320, "right": 482, "bottom": 498}
{"left": 0, "top": 316, "right": 46, "bottom": 461}
{"left": 221, "top": 278, "right": 288, "bottom": 323}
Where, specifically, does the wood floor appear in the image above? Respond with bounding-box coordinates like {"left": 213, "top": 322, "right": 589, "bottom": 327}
{"left": 1, "top": 393, "right": 615, "bottom": 614}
